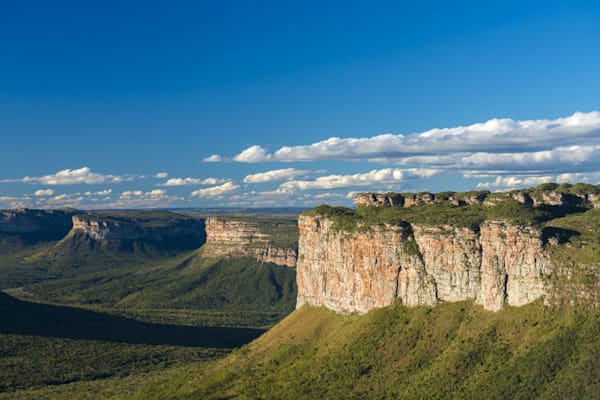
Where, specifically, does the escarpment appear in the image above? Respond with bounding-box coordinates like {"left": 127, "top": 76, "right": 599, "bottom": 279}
{"left": 66, "top": 212, "right": 205, "bottom": 251}
{"left": 297, "top": 215, "right": 551, "bottom": 313}
{"left": 202, "top": 217, "right": 298, "bottom": 267}
{"left": 354, "top": 183, "right": 600, "bottom": 209}
{"left": 298, "top": 183, "right": 600, "bottom": 314}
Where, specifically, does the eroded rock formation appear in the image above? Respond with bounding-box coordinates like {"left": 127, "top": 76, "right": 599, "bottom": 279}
{"left": 68, "top": 213, "right": 205, "bottom": 250}
{"left": 296, "top": 214, "right": 550, "bottom": 313}
{"left": 354, "top": 185, "right": 600, "bottom": 209}
{"left": 202, "top": 217, "right": 297, "bottom": 267}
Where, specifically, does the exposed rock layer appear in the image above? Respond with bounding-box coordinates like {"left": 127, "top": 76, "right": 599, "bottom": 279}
{"left": 296, "top": 215, "right": 550, "bottom": 313}
{"left": 354, "top": 187, "right": 600, "bottom": 208}
{"left": 202, "top": 217, "right": 297, "bottom": 267}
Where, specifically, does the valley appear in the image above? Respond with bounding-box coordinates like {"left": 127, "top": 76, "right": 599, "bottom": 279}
{"left": 1, "top": 183, "right": 600, "bottom": 399}
{"left": 0, "top": 209, "right": 298, "bottom": 396}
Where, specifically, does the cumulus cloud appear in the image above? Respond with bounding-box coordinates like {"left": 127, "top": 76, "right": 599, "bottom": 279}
{"left": 477, "top": 172, "right": 600, "bottom": 190}
{"left": 233, "top": 145, "right": 271, "bottom": 163}
{"left": 243, "top": 168, "right": 309, "bottom": 183}
{"left": 13, "top": 167, "right": 127, "bottom": 185}
{"left": 459, "top": 145, "right": 600, "bottom": 171}
{"left": 34, "top": 189, "right": 54, "bottom": 196}
{"left": 190, "top": 181, "right": 239, "bottom": 198}
{"left": 229, "top": 111, "right": 600, "bottom": 164}
{"left": 158, "top": 177, "right": 223, "bottom": 186}
{"left": 278, "top": 168, "right": 440, "bottom": 192}
{"left": 120, "top": 189, "right": 168, "bottom": 199}
{"left": 45, "top": 193, "right": 84, "bottom": 205}
{"left": 203, "top": 154, "right": 223, "bottom": 162}
{"left": 84, "top": 189, "right": 113, "bottom": 196}
{"left": 154, "top": 172, "right": 168, "bottom": 178}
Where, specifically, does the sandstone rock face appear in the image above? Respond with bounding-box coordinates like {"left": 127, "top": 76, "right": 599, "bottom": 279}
{"left": 354, "top": 193, "right": 404, "bottom": 207}
{"left": 533, "top": 191, "right": 565, "bottom": 207}
{"left": 72, "top": 216, "right": 140, "bottom": 240}
{"left": 353, "top": 186, "right": 600, "bottom": 209}
{"left": 202, "top": 217, "right": 297, "bottom": 267}
{"left": 296, "top": 215, "right": 550, "bottom": 313}
{"left": 404, "top": 192, "right": 435, "bottom": 207}
{"left": 478, "top": 222, "right": 548, "bottom": 310}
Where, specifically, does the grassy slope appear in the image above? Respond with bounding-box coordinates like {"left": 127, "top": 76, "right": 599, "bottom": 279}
{"left": 1, "top": 235, "right": 297, "bottom": 326}
{"left": 6, "top": 301, "right": 600, "bottom": 399}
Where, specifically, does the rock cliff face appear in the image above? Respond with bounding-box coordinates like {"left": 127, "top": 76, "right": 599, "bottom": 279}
{"left": 202, "top": 217, "right": 297, "bottom": 267}
{"left": 354, "top": 186, "right": 600, "bottom": 209}
{"left": 68, "top": 213, "right": 205, "bottom": 251}
{"left": 296, "top": 214, "right": 550, "bottom": 313}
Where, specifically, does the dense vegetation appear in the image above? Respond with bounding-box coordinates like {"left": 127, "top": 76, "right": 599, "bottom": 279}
{"left": 305, "top": 182, "right": 598, "bottom": 231}
{"left": 0, "top": 225, "right": 296, "bottom": 326}
{"left": 0, "top": 210, "right": 299, "bottom": 396}
{"left": 5, "top": 301, "right": 600, "bottom": 399}
{"left": 2, "top": 190, "right": 599, "bottom": 398}
{"left": 306, "top": 200, "right": 584, "bottom": 231}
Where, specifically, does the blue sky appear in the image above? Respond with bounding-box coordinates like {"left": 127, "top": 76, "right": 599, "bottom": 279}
{"left": 1, "top": 0, "right": 600, "bottom": 209}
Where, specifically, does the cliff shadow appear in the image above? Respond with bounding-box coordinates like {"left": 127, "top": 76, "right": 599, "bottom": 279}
{"left": 542, "top": 226, "right": 580, "bottom": 245}
{"left": 0, "top": 292, "right": 264, "bottom": 348}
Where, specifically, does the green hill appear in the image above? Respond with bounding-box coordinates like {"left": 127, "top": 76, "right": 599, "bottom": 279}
{"left": 5, "top": 301, "right": 600, "bottom": 399}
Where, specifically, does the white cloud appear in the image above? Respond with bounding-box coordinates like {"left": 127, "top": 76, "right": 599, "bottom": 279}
{"left": 84, "top": 189, "right": 113, "bottom": 196}
{"left": 278, "top": 168, "right": 440, "bottom": 192}
{"left": 190, "top": 181, "right": 239, "bottom": 198}
{"left": 476, "top": 172, "right": 600, "bottom": 190}
{"left": 233, "top": 145, "right": 271, "bottom": 163}
{"left": 154, "top": 172, "right": 168, "bottom": 178}
{"left": 34, "top": 189, "right": 54, "bottom": 196}
{"left": 45, "top": 193, "right": 84, "bottom": 205}
{"left": 243, "top": 168, "right": 309, "bottom": 183}
{"left": 460, "top": 145, "right": 600, "bottom": 171}
{"left": 203, "top": 154, "right": 223, "bottom": 162}
{"left": 313, "top": 192, "right": 345, "bottom": 199}
{"left": 120, "top": 190, "right": 144, "bottom": 198}
{"left": 72, "top": 189, "right": 182, "bottom": 209}
{"left": 19, "top": 167, "right": 126, "bottom": 185}
{"left": 158, "top": 177, "right": 223, "bottom": 186}
{"left": 229, "top": 111, "right": 600, "bottom": 163}
{"left": 118, "top": 189, "right": 171, "bottom": 201}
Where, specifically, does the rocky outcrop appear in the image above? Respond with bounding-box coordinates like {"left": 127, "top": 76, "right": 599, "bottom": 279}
{"left": 354, "top": 193, "right": 404, "bottom": 207}
{"left": 296, "top": 214, "right": 550, "bottom": 313}
{"left": 68, "top": 213, "right": 205, "bottom": 250}
{"left": 72, "top": 216, "right": 143, "bottom": 240}
{"left": 354, "top": 184, "right": 600, "bottom": 209}
{"left": 202, "top": 217, "right": 297, "bottom": 267}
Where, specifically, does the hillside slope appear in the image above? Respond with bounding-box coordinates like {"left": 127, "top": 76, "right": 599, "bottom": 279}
{"left": 5, "top": 301, "right": 600, "bottom": 399}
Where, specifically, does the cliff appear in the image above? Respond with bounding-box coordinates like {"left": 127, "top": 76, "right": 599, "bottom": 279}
{"left": 354, "top": 183, "right": 600, "bottom": 209}
{"left": 297, "top": 187, "right": 600, "bottom": 314}
{"left": 202, "top": 217, "right": 298, "bottom": 267}
{"left": 65, "top": 211, "right": 205, "bottom": 251}
{"left": 297, "top": 215, "right": 551, "bottom": 313}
